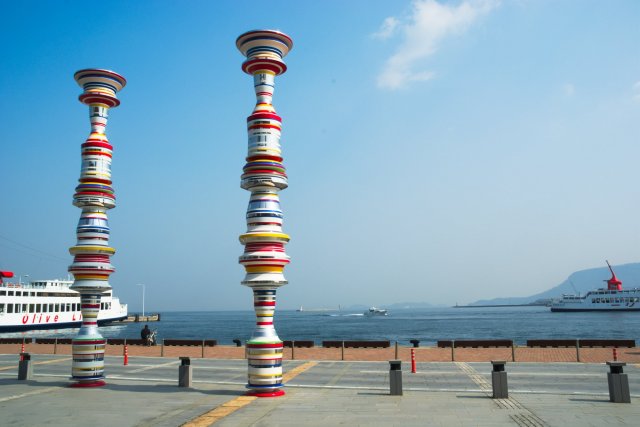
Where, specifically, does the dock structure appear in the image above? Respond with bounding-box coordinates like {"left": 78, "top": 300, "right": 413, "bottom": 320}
{"left": 121, "top": 313, "right": 161, "bottom": 323}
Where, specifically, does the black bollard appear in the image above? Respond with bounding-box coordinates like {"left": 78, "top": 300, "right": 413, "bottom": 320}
{"left": 18, "top": 353, "right": 33, "bottom": 380}
{"left": 233, "top": 339, "right": 242, "bottom": 347}
{"left": 389, "top": 360, "right": 403, "bottom": 396}
{"left": 179, "top": 357, "right": 192, "bottom": 387}
{"left": 409, "top": 339, "right": 420, "bottom": 348}
{"left": 491, "top": 361, "right": 508, "bottom": 399}
{"left": 606, "top": 362, "right": 630, "bottom": 403}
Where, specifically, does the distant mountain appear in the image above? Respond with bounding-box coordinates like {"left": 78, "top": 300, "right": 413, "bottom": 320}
{"left": 470, "top": 262, "right": 640, "bottom": 306}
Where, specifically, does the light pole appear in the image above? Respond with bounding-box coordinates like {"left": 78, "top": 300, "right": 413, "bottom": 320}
{"left": 19, "top": 274, "right": 29, "bottom": 285}
{"left": 136, "top": 284, "right": 145, "bottom": 317}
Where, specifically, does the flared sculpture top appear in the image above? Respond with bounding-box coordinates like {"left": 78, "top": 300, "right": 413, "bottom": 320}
{"left": 236, "top": 30, "right": 293, "bottom": 75}
{"left": 74, "top": 68, "right": 127, "bottom": 108}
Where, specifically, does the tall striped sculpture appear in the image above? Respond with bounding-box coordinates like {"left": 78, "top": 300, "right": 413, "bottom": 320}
{"left": 236, "top": 30, "right": 293, "bottom": 397}
{"left": 69, "top": 69, "right": 126, "bottom": 387}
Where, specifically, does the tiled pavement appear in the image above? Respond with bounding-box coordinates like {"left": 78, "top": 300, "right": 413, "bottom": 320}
{"left": 1, "top": 354, "right": 640, "bottom": 426}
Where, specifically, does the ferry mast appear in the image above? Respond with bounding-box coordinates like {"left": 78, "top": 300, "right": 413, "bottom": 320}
{"left": 236, "top": 30, "right": 293, "bottom": 397}
{"left": 68, "top": 69, "right": 126, "bottom": 387}
{"left": 606, "top": 260, "right": 622, "bottom": 291}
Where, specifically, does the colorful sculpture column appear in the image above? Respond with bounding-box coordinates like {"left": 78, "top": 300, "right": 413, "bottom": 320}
{"left": 69, "top": 69, "right": 126, "bottom": 387}
{"left": 236, "top": 30, "right": 293, "bottom": 397}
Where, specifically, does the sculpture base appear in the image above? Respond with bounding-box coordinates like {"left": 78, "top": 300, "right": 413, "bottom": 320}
{"left": 69, "top": 380, "right": 106, "bottom": 388}
{"left": 246, "top": 389, "right": 285, "bottom": 398}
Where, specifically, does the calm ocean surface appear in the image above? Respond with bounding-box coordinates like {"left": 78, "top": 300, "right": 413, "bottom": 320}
{"left": 3, "top": 306, "right": 640, "bottom": 345}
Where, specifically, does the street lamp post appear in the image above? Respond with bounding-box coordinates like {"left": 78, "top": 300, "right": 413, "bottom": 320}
{"left": 136, "top": 284, "right": 145, "bottom": 317}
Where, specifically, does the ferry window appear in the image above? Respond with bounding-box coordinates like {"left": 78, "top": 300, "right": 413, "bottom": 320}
{"left": 66, "top": 303, "right": 71, "bottom": 311}
{"left": 36, "top": 304, "right": 41, "bottom": 312}
{"left": 8, "top": 291, "right": 13, "bottom": 296}
{"left": 22, "top": 304, "right": 27, "bottom": 312}
{"left": 72, "top": 303, "right": 76, "bottom": 312}
{"left": 0, "top": 304, "right": 4, "bottom": 314}
{"left": 55, "top": 304, "right": 60, "bottom": 312}
{"left": 29, "top": 304, "right": 35, "bottom": 313}
{"left": 30, "top": 292, "right": 35, "bottom": 297}
{"left": 16, "top": 291, "right": 21, "bottom": 296}
{"left": 43, "top": 304, "right": 47, "bottom": 313}
{"left": 7, "top": 304, "right": 13, "bottom": 313}
{"left": 49, "top": 304, "right": 54, "bottom": 312}
{"left": 0, "top": 290, "right": 5, "bottom": 296}
{"left": 15, "top": 304, "right": 21, "bottom": 313}
{"left": 108, "top": 302, "right": 111, "bottom": 309}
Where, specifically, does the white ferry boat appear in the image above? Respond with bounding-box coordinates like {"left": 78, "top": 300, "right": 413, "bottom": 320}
{"left": 0, "top": 270, "right": 127, "bottom": 332}
{"left": 550, "top": 262, "right": 640, "bottom": 312}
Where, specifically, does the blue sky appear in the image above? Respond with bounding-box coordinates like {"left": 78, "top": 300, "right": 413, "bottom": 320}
{"left": 1, "top": 0, "right": 639, "bottom": 311}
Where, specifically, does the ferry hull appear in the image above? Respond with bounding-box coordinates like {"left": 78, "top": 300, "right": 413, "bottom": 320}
{"left": 0, "top": 316, "right": 127, "bottom": 333}
{"left": 551, "top": 307, "right": 640, "bottom": 312}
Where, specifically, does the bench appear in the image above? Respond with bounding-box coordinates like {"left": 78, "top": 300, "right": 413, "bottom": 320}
{"left": 163, "top": 339, "right": 217, "bottom": 347}
{"left": 578, "top": 339, "right": 635, "bottom": 348}
{"left": 33, "top": 338, "right": 72, "bottom": 345}
{"left": 322, "top": 340, "right": 390, "bottom": 348}
{"left": 0, "top": 338, "right": 27, "bottom": 344}
{"left": 106, "top": 338, "right": 146, "bottom": 346}
{"left": 438, "top": 340, "right": 513, "bottom": 348}
{"left": 283, "top": 340, "right": 315, "bottom": 348}
{"left": 527, "top": 339, "right": 578, "bottom": 348}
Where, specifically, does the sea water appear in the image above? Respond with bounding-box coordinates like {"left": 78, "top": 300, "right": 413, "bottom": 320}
{"left": 3, "top": 306, "right": 640, "bottom": 345}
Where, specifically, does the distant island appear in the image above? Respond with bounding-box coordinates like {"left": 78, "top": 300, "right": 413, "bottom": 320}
{"left": 466, "top": 262, "right": 640, "bottom": 306}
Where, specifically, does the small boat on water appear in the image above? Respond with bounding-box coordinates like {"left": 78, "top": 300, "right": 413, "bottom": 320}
{"left": 364, "top": 307, "right": 388, "bottom": 316}
{"left": 0, "top": 269, "right": 128, "bottom": 332}
{"left": 550, "top": 261, "right": 640, "bottom": 312}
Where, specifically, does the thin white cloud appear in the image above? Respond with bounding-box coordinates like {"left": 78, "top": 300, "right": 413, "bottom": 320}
{"left": 372, "top": 17, "right": 400, "bottom": 40}
{"left": 563, "top": 83, "right": 575, "bottom": 97}
{"left": 376, "top": 0, "right": 500, "bottom": 90}
{"left": 633, "top": 81, "right": 640, "bottom": 101}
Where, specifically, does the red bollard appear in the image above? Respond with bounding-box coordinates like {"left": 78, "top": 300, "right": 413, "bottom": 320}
{"left": 123, "top": 344, "right": 129, "bottom": 366}
{"left": 20, "top": 341, "right": 25, "bottom": 361}
{"left": 613, "top": 347, "right": 618, "bottom": 362}
{"left": 411, "top": 348, "right": 417, "bottom": 373}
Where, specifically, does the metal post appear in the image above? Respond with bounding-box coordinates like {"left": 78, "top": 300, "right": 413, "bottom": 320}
{"left": 606, "top": 362, "right": 631, "bottom": 403}
{"left": 491, "top": 361, "right": 508, "bottom": 399}
{"left": 389, "top": 360, "right": 403, "bottom": 396}
{"left": 201, "top": 340, "right": 205, "bottom": 358}
{"left": 576, "top": 339, "right": 581, "bottom": 362}
{"left": 54, "top": 338, "right": 58, "bottom": 355}
{"left": 511, "top": 341, "right": 516, "bottom": 362}
{"left": 394, "top": 341, "right": 398, "bottom": 359}
{"left": 451, "top": 341, "right": 455, "bottom": 362}
{"left": 341, "top": 341, "right": 345, "bottom": 361}
{"left": 291, "top": 341, "right": 295, "bottom": 360}
{"left": 179, "top": 357, "right": 192, "bottom": 388}
{"left": 161, "top": 339, "right": 164, "bottom": 357}
{"left": 18, "top": 353, "right": 33, "bottom": 380}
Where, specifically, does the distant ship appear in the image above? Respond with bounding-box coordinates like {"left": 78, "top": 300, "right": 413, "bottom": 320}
{"left": 0, "top": 270, "right": 128, "bottom": 332}
{"left": 364, "top": 307, "right": 388, "bottom": 316}
{"left": 550, "top": 261, "right": 640, "bottom": 312}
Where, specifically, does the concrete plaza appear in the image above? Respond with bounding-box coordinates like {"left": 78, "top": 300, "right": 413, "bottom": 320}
{"left": 1, "top": 354, "right": 640, "bottom": 426}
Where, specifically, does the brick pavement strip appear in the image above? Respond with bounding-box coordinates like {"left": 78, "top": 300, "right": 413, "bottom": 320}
{"left": 2, "top": 344, "right": 639, "bottom": 363}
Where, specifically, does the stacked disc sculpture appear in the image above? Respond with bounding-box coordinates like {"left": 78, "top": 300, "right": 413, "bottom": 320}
{"left": 69, "top": 68, "right": 126, "bottom": 387}
{"left": 236, "top": 29, "right": 293, "bottom": 397}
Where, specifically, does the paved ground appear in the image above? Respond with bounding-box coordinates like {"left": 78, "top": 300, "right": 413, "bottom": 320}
{"left": 1, "top": 354, "right": 639, "bottom": 426}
